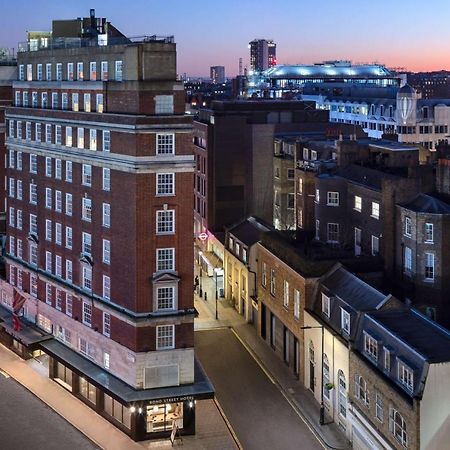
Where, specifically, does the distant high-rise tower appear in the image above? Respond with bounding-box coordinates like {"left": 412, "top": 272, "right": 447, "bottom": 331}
{"left": 249, "top": 39, "right": 276, "bottom": 72}
{"left": 210, "top": 66, "right": 225, "bottom": 84}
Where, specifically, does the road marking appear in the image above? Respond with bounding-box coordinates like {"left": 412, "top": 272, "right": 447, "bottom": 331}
{"left": 230, "top": 327, "right": 334, "bottom": 450}
{"left": 0, "top": 368, "right": 10, "bottom": 378}
{"left": 213, "top": 397, "right": 244, "bottom": 450}
{"left": 230, "top": 328, "right": 276, "bottom": 384}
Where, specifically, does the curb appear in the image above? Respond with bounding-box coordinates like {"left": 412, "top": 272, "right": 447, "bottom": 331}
{"left": 230, "top": 327, "right": 349, "bottom": 450}
{"left": 213, "top": 397, "right": 244, "bottom": 450}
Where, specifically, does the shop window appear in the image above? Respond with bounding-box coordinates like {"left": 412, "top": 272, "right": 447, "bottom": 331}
{"left": 79, "top": 377, "right": 96, "bottom": 404}
{"left": 146, "top": 403, "right": 183, "bottom": 433}
{"left": 104, "top": 394, "right": 131, "bottom": 429}
{"left": 55, "top": 362, "right": 73, "bottom": 391}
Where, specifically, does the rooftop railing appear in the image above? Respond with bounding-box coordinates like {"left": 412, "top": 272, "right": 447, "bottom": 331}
{"left": 18, "top": 35, "right": 175, "bottom": 52}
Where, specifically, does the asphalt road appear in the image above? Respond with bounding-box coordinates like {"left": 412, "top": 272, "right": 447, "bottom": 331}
{"left": 195, "top": 328, "right": 323, "bottom": 450}
{"left": 0, "top": 375, "right": 98, "bottom": 450}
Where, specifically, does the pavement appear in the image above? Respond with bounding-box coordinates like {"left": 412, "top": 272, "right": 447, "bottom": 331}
{"left": 195, "top": 270, "right": 350, "bottom": 450}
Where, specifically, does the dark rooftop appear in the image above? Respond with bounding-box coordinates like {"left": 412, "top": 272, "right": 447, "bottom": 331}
{"left": 367, "top": 309, "right": 450, "bottom": 363}
{"left": 228, "top": 217, "right": 271, "bottom": 246}
{"left": 322, "top": 265, "right": 387, "bottom": 310}
{"left": 398, "top": 193, "right": 450, "bottom": 214}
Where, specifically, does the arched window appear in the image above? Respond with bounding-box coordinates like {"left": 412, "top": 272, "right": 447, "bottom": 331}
{"left": 355, "top": 374, "right": 369, "bottom": 405}
{"left": 390, "top": 408, "right": 407, "bottom": 447}
{"left": 338, "top": 370, "right": 347, "bottom": 418}
{"left": 323, "top": 354, "right": 330, "bottom": 399}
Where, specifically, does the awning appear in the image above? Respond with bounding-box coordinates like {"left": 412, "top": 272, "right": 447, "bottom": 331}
{"left": 200, "top": 251, "right": 223, "bottom": 269}
{"left": 40, "top": 339, "right": 215, "bottom": 404}
{"left": 0, "top": 306, "right": 53, "bottom": 347}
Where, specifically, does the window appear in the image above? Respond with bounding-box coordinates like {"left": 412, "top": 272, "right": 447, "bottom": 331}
{"left": 327, "top": 223, "right": 339, "bottom": 243}
{"left": 315, "top": 189, "right": 320, "bottom": 203}
{"left": 383, "top": 347, "right": 391, "bottom": 372}
{"left": 287, "top": 168, "right": 295, "bottom": 180}
{"left": 16, "top": 179, "right": 23, "bottom": 200}
{"left": 45, "top": 251, "right": 52, "bottom": 273}
{"left": 82, "top": 302, "right": 92, "bottom": 326}
{"left": 29, "top": 214, "right": 38, "bottom": 235}
{"left": 56, "top": 63, "right": 62, "bottom": 81}
{"left": 9, "top": 120, "right": 15, "bottom": 139}
{"left": 98, "top": 60, "right": 109, "bottom": 81}
{"left": 371, "top": 235, "right": 379, "bottom": 256}
{"left": 66, "top": 260, "right": 73, "bottom": 283}
{"left": 405, "top": 217, "right": 411, "bottom": 237}
{"left": 103, "top": 352, "right": 110, "bottom": 369}
{"left": 262, "top": 262, "right": 267, "bottom": 287}
{"left": 37, "top": 64, "right": 43, "bottom": 81}
{"left": 77, "top": 127, "right": 84, "bottom": 148}
{"left": 322, "top": 293, "right": 330, "bottom": 318}
{"left": 19, "top": 64, "right": 24, "bottom": 81}
{"left": 52, "top": 92, "right": 58, "bottom": 109}
{"left": 341, "top": 308, "right": 350, "bottom": 335}
{"left": 45, "top": 157, "right": 52, "bottom": 177}
{"left": 30, "top": 274, "right": 38, "bottom": 297}
{"left": 9, "top": 236, "right": 15, "bottom": 255}
{"left": 30, "top": 154, "right": 37, "bottom": 174}
{"left": 398, "top": 361, "right": 414, "bottom": 392}
{"left": 156, "top": 133, "right": 175, "bottom": 155}
{"left": 294, "top": 289, "right": 300, "bottom": 319}
{"left": 16, "top": 210, "right": 22, "bottom": 229}
{"left": 404, "top": 247, "right": 412, "bottom": 272}
{"left": 56, "top": 290, "right": 62, "bottom": 310}
{"left": 157, "top": 286, "right": 175, "bottom": 310}
{"left": 65, "top": 193, "right": 73, "bottom": 216}
{"left": 45, "top": 124, "right": 52, "bottom": 143}
{"left": 115, "top": 60, "right": 123, "bottom": 81}
{"left": 29, "top": 183, "right": 37, "bottom": 204}
{"left": 270, "top": 269, "right": 276, "bottom": 295}
{"left": 298, "top": 178, "right": 303, "bottom": 194}
{"left": 72, "top": 93, "right": 79, "bottom": 111}
{"left": 17, "top": 121, "right": 22, "bottom": 139}
{"left": 66, "top": 293, "right": 73, "bottom": 316}
{"left": 84, "top": 93, "right": 91, "bottom": 112}
{"left": 156, "top": 325, "right": 175, "bottom": 350}
{"left": 32, "top": 91, "right": 38, "bottom": 107}
{"left": 338, "top": 370, "right": 347, "bottom": 417}
{"left": 82, "top": 232, "right": 92, "bottom": 256}
{"left": 103, "top": 276, "right": 111, "bottom": 300}
{"left": 77, "top": 62, "right": 84, "bottom": 80}
{"left": 55, "top": 255, "right": 62, "bottom": 277}
{"left": 103, "top": 312, "right": 111, "bottom": 337}
{"left": 371, "top": 201, "right": 380, "bottom": 219}
{"left": 82, "top": 197, "right": 92, "bottom": 222}
{"left": 364, "top": 333, "right": 378, "bottom": 360}
{"left": 89, "top": 62, "right": 96, "bottom": 80}
{"left": 25, "top": 122, "right": 32, "bottom": 140}
{"left": 156, "top": 210, "right": 175, "bottom": 234}
{"left": 23, "top": 91, "right": 29, "bottom": 106}
{"left": 389, "top": 409, "right": 407, "bottom": 447}
{"left": 375, "top": 393, "right": 383, "bottom": 422}
{"left": 45, "top": 188, "right": 52, "bottom": 209}
{"left": 82, "top": 164, "right": 92, "bottom": 186}
{"left": 327, "top": 191, "right": 339, "bottom": 206}
{"left": 96, "top": 94, "right": 104, "bottom": 113}
{"left": 102, "top": 203, "right": 111, "bottom": 227}
{"left": 102, "top": 130, "right": 110, "bottom": 152}
{"left": 102, "top": 168, "right": 110, "bottom": 191}
{"left": 45, "top": 283, "right": 52, "bottom": 304}
{"left": 155, "top": 95, "right": 174, "bottom": 114}
{"left": 55, "top": 159, "right": 62, "bottom": 179}
{"left": 55, "top": 125, "right": 62, "bottom": 144}
{"left": 62, "top": 93, "right": 68, "bottom": 110}
{"left": 55, "top": 190, "right": 62, "bottom": 212}
{"left": 45, "top": 219, "right": 52, "bottom": 241}
{"left": 354, "top": 375, "right": 369, "bottom": 405}
{"left": 64, "top": 225, "right": 73, "bottom": 249}
{"left": 156, "top": 173, "right": 175, "bottom": 195}
{"left": 66, "top": 126, "right": 72, "bottom": 147}
{"left": 425, "top": 253, "right": 434, "bottom": 280}
{"left": 29, "top": 242, "right": 38, "bottom": 266}
{"left": 66, "top": 161, "right": 73, "bottom": 182}
{"left": 425, "top": 223, "right": 433, "bottom": 243}
{"left": 103, "top": 239, "right": 110, "bottom": 264}
{"left": 41, "top": 92, "right": 48, "bottom": 108}
{"left": 9, "top": 179, "right": 14, "bottom": 198}
{"left": 15, "top": 91, "right": 21, "bottom": 106}
{"left": 17, "top": 238, "right": 23, "bottom": 258}
{"left": 283, "top": 280, "right": 289, "bottom": 308}
{"left": 157, "top": 248, "right": 175, "bottom": 271}
{"left": 287, "top": 193, "right": 295, "bottom": 209}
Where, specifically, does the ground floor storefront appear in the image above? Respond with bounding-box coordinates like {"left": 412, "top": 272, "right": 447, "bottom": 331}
{"left": 0, "top": 306, "right": 214, "bottom": 442}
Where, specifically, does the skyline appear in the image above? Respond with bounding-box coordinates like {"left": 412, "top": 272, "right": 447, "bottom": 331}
{"left": 1, "top": 0, "right": 450, "bottom": 75}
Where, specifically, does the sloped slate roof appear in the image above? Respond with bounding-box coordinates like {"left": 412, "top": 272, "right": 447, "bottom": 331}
{"left": 399, "top": 193, "right": 450, "bottom": 214}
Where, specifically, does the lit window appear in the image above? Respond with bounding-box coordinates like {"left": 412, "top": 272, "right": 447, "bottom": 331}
{"left": 101, "top": 61, "right": 108, "bottom": 81}
{"left": 66, "top": 126, "right": 72, "bottom": 147}
{"left": 341, "top": 308, "right": 350, "bottom": 335}
{"left": 294, "top": 289, "right": 300, "bottom": 320}
{"left": 321, "top": 293, "right": 330, "bottom": 318}
{"left": 262, "top": 262, "right": 267, "bottom": 287}
{"left": 371, "top": 201, "right": 380, "bottom": 219}
{"left": 67, "top": 63, "right": 74, "bottom": 81}
{"left": 315, "top": 189, "right": 320, "bottom": 203}
{"left": 115, "top": 60, "right": 123, "bottom": 81}
{"left": 96, "top": 94, "right": 103, "bottom": 113}
{"left": 89, "top": 61, "right": 96, "bottom": 80}
{"left": 354, "top": 196, "right": 362, "bottom": 212}
{"left": 72, "top": 93, "right": 79, "bottom": 111}
{"left": 77, "top": 62, "right": 84, "bottom": 81}
{"left": 270, "top": 269, "right": 276, "bottom": 295}
{"left": 405, "top": 217, "right": 412, "bottom": 237}
{"left": 283, "top": 280, "right": 289, "bottom": 308}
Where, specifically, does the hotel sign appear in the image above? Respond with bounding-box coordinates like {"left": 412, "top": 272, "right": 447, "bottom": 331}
{"left": 147, "top": 395, "right": 194, "bottom": 406}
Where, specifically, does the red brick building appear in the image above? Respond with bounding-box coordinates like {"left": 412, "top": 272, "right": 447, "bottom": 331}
{"left": 2, "top": 10, "right": 212, "bottom": 441}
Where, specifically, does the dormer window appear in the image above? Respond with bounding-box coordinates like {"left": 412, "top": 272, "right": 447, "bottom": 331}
{"left": 404, "top": 217, "right": 412, "bottom": 237}
{"left": 341, "top": 308, "right": 350, "bottom": 335}
{"left": 383, "top": 347, "right": 391, "bottom": 372}
{"left": 364, "top": 333, "right": 378, "bottom": 361}
{"left": 321, "top": 293, "right": 330, "bottom": 318}
{"left": 229, "top": 237, "right": 234, "bottom": 251}
{"left": 397, "top": 361, "right": 414, "bottom": 392}
{"left": 423, "top": 106, "right": 429, "bottom": 119}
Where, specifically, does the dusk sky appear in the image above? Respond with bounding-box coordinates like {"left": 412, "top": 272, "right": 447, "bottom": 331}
{"left": 2, "top": 0, "right": 450, "bottom": 76}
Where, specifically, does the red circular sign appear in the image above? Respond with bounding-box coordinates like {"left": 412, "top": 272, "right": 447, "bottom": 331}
{"left": 199, "top": 232, "right": 208, "bottom": 241}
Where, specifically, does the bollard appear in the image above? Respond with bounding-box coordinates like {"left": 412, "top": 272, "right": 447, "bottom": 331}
{"left": 204, "top": 292, "right": 207, "bottom": 302}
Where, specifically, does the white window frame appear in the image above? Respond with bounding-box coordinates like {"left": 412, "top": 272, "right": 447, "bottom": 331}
{"left": 371, "top": 201, "right": 380, "bottom": 220}
{"left": 341, "top": 308, "right": 350, "bottom": 335}
{"left": 156, "top": 324, "right": 175, "bottom": 350}
{"left": 327, "top": 191, "right": 339, "bottom": 206}
{"left": 322, "top": 293, "right": 330, "bottom": 318}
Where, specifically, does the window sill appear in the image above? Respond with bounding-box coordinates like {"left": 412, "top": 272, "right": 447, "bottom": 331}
{"left": 370, "top": 215, "right": 380, "bottom": 220}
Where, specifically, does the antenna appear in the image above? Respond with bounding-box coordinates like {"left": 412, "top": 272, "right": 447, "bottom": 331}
{"left": 239, "top": 57, "right": 243, "bottom": 76}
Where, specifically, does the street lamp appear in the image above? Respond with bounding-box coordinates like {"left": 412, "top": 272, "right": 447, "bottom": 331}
{"left": 301, "top": 325, "right": 325, "bottom": 426}
{"left": 198, "top": 251, "right": 203, "bottom": 297}
{"left": 214, "top": 268, "right": 220, "bottom": 320}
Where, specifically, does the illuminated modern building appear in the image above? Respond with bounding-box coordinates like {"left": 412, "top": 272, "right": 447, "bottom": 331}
{"left": 210, "top": 66, "right": 225, "bottom": 84}
{"left": 249, "top": 39, "right": 276, "bottom": 72}
{"left": 2, "top": 9, "right": 213, "bottom": 441}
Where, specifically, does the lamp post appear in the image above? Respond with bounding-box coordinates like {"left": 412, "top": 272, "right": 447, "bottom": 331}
{"left": 301, "top": 325, "right": 325, "bottom": 425}
{"left": 198, "top": 251, "right": 203, "bottom": 297}
{"left": 214, "top": 268, "right": 219, "bottom": 320}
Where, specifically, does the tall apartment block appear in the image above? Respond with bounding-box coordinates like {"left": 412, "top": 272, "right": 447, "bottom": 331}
{"left": 210, "top": 66, "right": 225, "bottom": 84}
{"left": 2, "top": 10, "right": 213, "bottom": 441}
{"left": 249, "top": 39, "right": 276, "bottom": 72}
